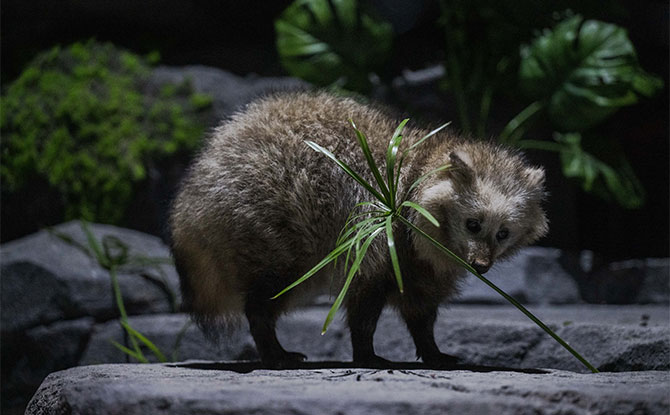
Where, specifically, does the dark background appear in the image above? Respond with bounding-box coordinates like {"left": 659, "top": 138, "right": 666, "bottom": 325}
{"left": 2, "top": 0, "right": 668, "bottom": 260}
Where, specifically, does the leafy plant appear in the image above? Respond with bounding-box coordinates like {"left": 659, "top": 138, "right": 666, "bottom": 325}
{"left": 275, "top": 0, "right": 393, "bottom": 93}
{"left": 499, "top": 15, "right": 662, "bottom": 208}
{"left": 274, "top": 1, "right": 662, "bottom": 208}
{"left": 51, "top": 221, "right": 184, "bottom": 363}
{"left": 274, "top": 119, "right": 599, "bottom": 373}
{"left": 1, "top": 40, "right": 212, "bottom": 224}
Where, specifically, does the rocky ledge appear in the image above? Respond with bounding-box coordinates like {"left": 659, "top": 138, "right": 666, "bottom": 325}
{"left": 27, "top": 363, "right": 669, "bottom": 415}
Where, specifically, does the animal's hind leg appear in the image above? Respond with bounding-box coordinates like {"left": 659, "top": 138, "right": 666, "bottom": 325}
{"left": 244, "top": 274, "right": 307, "bottom": 367}
{"left": 346, "top": 277, "right": 389, "bottom": 367}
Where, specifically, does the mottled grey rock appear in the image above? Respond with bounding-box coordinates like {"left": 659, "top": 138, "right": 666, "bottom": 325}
{"left": 455, "top": 247, "right": 582, "bottom": 305}
{"left": 522, "top": 324, "right": 670, "bottom": 372}
{"left": 26, "top": 363, "right": 670, "bottom": 415}
{"left": 576, "top": 256, "right": 670, "bottom": 304}
{"left": 79, "top": 305, "right": 670, "bottom": 375}
{"left": 2, "top": 318, "right": 94, "bottom": 413}
{"left": 618, "top": 258, "right": 669, "bottom": 304}
{"left": 80, "top": 314, "right": 256, "bottom": 365}
{"left": 0, "top": 221, "right": 180, "bottom": 333}
{"left": 148, "top": 65, "right": 309, "bottom": 127}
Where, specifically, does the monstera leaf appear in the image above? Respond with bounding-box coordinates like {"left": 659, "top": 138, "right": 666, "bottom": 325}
{"left": 275, "top": 0, "right": 393, "bottom": 92}
{"left": 519, "top": 15, "right": 663, "bottom": 131}
{"left": 555, "top": 132, "right": 645, "bottom": 208}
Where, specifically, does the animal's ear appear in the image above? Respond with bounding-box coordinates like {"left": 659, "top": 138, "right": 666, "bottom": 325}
{"left": 446, "top": 151, "right": 474, "bottom": 183}
{"left": 525, "top": 167, "right": 545, "bottom": 187}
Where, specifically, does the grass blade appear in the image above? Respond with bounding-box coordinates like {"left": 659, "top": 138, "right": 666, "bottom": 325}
{"left": 336, "top": 205, "right": 388, "bottom": 246}
{"left": 386, "top": 119, "right": 409, "bottom": 200}
{"left": 397, "top": 215, "right": 600, "bottom": 373}
{"left": 336, "top": 215, "right": 387, "bottom": 247}
{"left": 394, "top": 122, "right": 450, "bottom": 195}
{"left": 273, "top": 238, "right": 354, "bottom": 299}
{"left": 121, "top": 320, "right": 167, "bottom": 362}
{"left": 402, "top": 164, "right": 452, "bottom": 202}
{"left": 405, "top": 121, "right": 451, "bottom": 155}
{"left": 81, "top": 220, "right": 108, "bottom": 268}
{"left": 350, "top": 120, "right": 391, "bottom": 204}
{"left": 322, "top": 227, "right": 384, "bottom": 334}
{"left": 48, "top": 228, "right": 92, "bottom": 258}
{"left": 385, "top": 215, "right": 403, "bottom": 293}
{"left": 111, "top": 340, "right": 149, "bottom": 363}
{"left": 306, "top": 140, "right": 387, "bottom": 203}
{"left": 401, "top": 201, "right": 440, "bottom": 227}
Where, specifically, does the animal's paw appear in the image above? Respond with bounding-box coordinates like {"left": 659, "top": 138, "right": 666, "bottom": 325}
{"left": 262, "top": 350, "right": 307, "bottom": 369}
{"left": 353, "top": 353, "right": 391, "bottom": 368}
{"left": 421, "top": 352, "right": 459, "bottom": 369}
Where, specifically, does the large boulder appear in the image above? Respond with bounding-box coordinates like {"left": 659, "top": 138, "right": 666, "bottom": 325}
{"left": 1, "top": 221, "right": 180, "bottom": 332}
{"left": 79, "top": 305, "right": 670, "bottom": 373}
{"left": 26, "top": 364, "right": 670, "bottom": 415}
{"left": 454, "top": 247, "right": 582, "bottom": 305}
{"left": 125, "top": 66, "right": 310, "bottom": 237}
{"left": 578, "top": 257, "right": 670, "bottom": 304}
{"left": 148, "top": 65, "right": 309, "bottom": 128}
{"left": 0, "top": 221, "right": 179, "bottom": 415}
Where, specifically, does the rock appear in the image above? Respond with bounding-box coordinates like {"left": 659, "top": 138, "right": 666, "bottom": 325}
{"left": 455, "top": 247, "right": 582, "bottom": 305}
{"left": 633, "top": 258, "right": 670, "bottom": 303}
{"left": 522, "top": 324, "right": 670, "bottom": 372}
{"left": 80, "top": 314, "right": 257, "bottom": 365}
{"left": 148, "top": 65, "right": 309, "bottom": 127}
{"left": 124, "top": 66, "right": 310, "bottom": 237}
{"left": 26, "top": 363, "right": 670, "bottom": 415}
{"left": 1, "top": 318, "right": 94, "bottom": 414}
{"left": 0, "top": 221, "right": 180, "bottom": 333}
{"left": 80, "top": 311, "right": 352, "bottom": 365}
{"left": 572, "top": 253, "right": 670, "bottom": 304}
{"left": 78, "top": 305, "right": 670, "bottom": 374}
{"left": 0, "top": 221, "right": 181, "bottom": 414}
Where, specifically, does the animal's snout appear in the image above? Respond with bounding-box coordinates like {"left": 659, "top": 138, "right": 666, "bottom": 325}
{"left": 470, "top": 259, "right": 491, "bottom": 274}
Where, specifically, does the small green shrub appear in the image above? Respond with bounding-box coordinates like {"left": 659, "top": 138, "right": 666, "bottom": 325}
{"left": 1, "top": 40, "right": 212, "bottom": 224}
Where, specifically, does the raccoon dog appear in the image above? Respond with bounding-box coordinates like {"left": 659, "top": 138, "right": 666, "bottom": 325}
{"left": 169, "top": 91, "right": 548, "bottom": 367}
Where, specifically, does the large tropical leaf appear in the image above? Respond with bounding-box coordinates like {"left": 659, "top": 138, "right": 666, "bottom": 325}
{"left": 275, "top": 0, "right": 393, "bottom": 92}
{"left": 555, "top": 132, "right": 645, "bottom": 209}
{"left": 519, "top": 15, "right": 663, "bottom": 131}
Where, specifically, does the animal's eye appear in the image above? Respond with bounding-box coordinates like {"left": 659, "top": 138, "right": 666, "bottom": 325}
{"left": 466, "top": 219, "right": 481, "bottom": 234}
{"left": 496, "top": 229, "right": 509, "bottom": 241}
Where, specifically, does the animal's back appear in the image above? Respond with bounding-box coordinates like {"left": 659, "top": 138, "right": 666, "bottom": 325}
{"left": 170, "top": 92, "right": 411, "bottom": 323}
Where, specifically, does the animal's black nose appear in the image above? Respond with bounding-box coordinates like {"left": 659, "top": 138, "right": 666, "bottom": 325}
{"left": 471, "top": 260, "right": 490, "bottom": 274}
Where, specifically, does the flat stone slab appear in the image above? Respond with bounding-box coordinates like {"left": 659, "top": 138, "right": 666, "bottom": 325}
{"left": 79, "top": 305, "right": 670, "bottom": 372}
{"left": 27, "top": 363, "right": 669, "bottom": 415}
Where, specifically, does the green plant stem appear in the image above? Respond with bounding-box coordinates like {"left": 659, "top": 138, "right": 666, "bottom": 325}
{"left": 476, "top": 86, "right": 493, "bottom": 138}
{"left": 439, "top": 0, "right": 471, "bottom": 133}
{"left": 110, "top": 266, "right": 147, "bottom": 362}
{"left": 499, "top": 100, "right": 545, "bottom": 145}
{"left": 397, "top": 215, "right": 599, "bottom": 373}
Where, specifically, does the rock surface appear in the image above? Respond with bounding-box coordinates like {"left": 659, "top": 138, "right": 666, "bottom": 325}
{"left": 455, "top": 247, "right": 582, "bottom": 304}
{"left": 0, "top": 221, "right": 179, "bottom": 414}
{"left": 148, "top": 65, "right": 309, "bottom": 127}
{"left": 1, "top": 221, "right": 180, "bottom": 333}
{"left": 3, "top": 221, "right": 669, "bottom": 414}
{"left": 26, "top": 363, "right": 670, "bottom": 415}
{"left": 79, "top": 305, "right": 670, "bottom": 373}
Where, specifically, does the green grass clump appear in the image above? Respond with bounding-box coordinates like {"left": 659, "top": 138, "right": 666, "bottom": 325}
{"left": 51, "top": 221, "right": 188, "bottom": 363}
{"left": 1, "top": 40, "right": 212, "bottom": 224}
{"left": 274, "top": 119, "right": 599, "bottom": 373}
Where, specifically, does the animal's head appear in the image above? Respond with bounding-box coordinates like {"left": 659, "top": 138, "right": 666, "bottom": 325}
{"left": 412, "top": 142, "right": 548, "bottom": 274}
